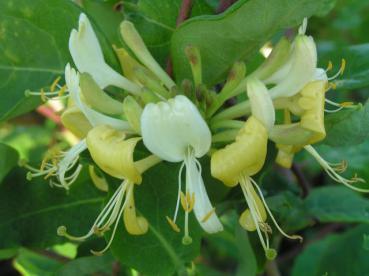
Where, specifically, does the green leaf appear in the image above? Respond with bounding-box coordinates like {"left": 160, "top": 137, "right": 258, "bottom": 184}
{"left": 0, "top": 168, "right": 104, "bottom": 248}
{"left": 82, "top": 0, "right": 124, "bottom": 46}
{"left": 109, "top": 161, "right": 203, "bottom": 276}
{"left": 292, "top": 224, "right": 369, "bottom": 276}
{"left": 267, "top": 191, "right": 312, "bottom": 232}
{"left": 318, "top": 43, "right": 369, "bottom": 90}
{"left": 235, "top": 224, "right": 257, "bottom": 276}
{"left": 0, "top": 143, "right": 19, "bottom": 184}
{"left": 171, "top": 0, "right": 332, "bottom": 85}
{"left": 304, "top": 186, "right": 369, "bottom": 224}
{"left": 323, "top": 101, "right": 369, "bottom": 147}
{"left": 56, "top": 254, "right": 115, "bottom": 276}
{"left": 0, "top": 0, "right": 117, "bottom": 121}
{"left": 13, "top": 248, "right": 63, "bottom": 276}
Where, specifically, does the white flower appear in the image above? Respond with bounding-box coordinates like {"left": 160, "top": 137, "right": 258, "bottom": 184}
{"left": 141, "top": 95, "right": 223, "bottom": 242}
{"left": 65, "top": 64, "right": 131, "bottom": 131}
{"left": 69, "top": 13, "right": 140, "bottom": 94}
{"left": 268, "top": 34, "right": 317, "bottom": 99}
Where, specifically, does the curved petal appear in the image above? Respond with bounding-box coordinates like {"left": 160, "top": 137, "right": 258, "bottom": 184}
{"left": 141, "top": 95, "right": 211, "bottom": 162}
{"left": 186, "top": 156, "right": 223, "bottom": 233}
{"left": 86, "top": 125, "right": 142, "bottom": 183}
{"left": 247, "top": 78, "right": 275, "bottom": 131}
{"left": 69, "top": 13, "right": 140, "bottom": 94}
{"left": 65, "top": 64, "right": 131, "bottom": 132}
{"left": 269, "top": 35, "right": 317, "bottom": 99}
{"left": 211, "top": 116, "right": 268, "bottom": 186}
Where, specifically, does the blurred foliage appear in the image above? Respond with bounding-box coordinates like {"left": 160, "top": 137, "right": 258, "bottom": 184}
{"left": 0, "top": 0, "right": 369, "bottom": 275}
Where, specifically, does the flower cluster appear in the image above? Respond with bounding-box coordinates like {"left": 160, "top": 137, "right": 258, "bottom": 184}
{"left": 22, "top": 15, "right": 368, "bottom": 259}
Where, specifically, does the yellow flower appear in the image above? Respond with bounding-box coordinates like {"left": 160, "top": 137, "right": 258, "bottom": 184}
{"left": 58, "top": 125, "right": 160, "bottom": 255}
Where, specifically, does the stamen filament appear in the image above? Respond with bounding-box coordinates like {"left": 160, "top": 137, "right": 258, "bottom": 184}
{"left": 304, "top": 145, "right": 369, "bottom": 193}
{"left": 250, "top": 178, "right": 303, "bottom": 241}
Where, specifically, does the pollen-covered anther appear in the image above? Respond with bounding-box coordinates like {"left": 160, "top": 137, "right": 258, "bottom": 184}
{"left": 325, "top": 60, "right": 333, "bottom": 72}
{"left": 180, "top": 191, "right": 195, "bottom": 212}
{"left": 166, "top": 216, "right": 181, "bottom": 233}
{"left": 25, "top": 76, "right": 70, "bottom": 102}
{"left": 259, "top": 222, "right": 272, "bottom": 234}
{"left": 304, "top": 145, "right": 369, "bottom": 193}
{"left": 201, "top": 208, "right": 216, "bottom": 223}
{"left": 327, "top": 58, "right": 346, "bottom": 81}
{"left": 340, "top": 101, "right": 354, "bottom": 107}
{"left": 331, "top": 160, "right": 348, "bottom": 173}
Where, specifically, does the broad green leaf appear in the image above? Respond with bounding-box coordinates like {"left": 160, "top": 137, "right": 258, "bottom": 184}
{"left": 56, "top": 254, "right": 115, "bottom": 276}
{"left": 13, "top": 248, "right": 63, "bottom": 276}
{"left": 267, "top": 191, "right": 312, "bottom": 232}
{"left": 0, "top": 143, "right": 19, "bottom": 183}
{"left": 304, "top": 186, "right": 369, "bottom": 224}
{"left": 292, "top": 224, "right": 369, "bottom": 276}
{"left": 171, "top": 0, "right": 334, "bottom": 85}
{"left": 0, "top": 168, "right": 104, "bottom": 248}
{"left": 0, "top": 248, "right": 18, "bottom": 260}
{"left": 323, "top": 101, "right": 369, "bottom": 147}
{"left": 109, "top": 161, "right": 203, "bottom": 276}
{"left": 235, "top": 225, "right": 257, "bottom": 276}
{"left": 318, "top": 43, "right": 369, "bottom": 90}
{"left": 0, "top": 0, "right": 118, "bottom": 121}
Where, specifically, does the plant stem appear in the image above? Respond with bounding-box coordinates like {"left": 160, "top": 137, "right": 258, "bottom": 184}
{"left": 291, "top": 163, "right": 310, "bottom": 198}
{"left": 265, "top": 260, "right": 281, "bottom": 276}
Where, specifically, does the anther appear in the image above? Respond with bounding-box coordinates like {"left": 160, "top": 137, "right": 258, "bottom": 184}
{"left": 201, "top": 208, "right": 216, "bottom": 223}
{"left": 50, "top": 76, "right": 61, "bottom": 92}
{"left": 326, "top": 60, "right": 333, "bottom": 72}
{"left": 166, "top": 216, "right": 180, "bottom": 233}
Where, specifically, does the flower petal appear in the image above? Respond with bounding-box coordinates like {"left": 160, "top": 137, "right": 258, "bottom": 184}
{"left": 186, "top": 156, "right": 223, "bottom": 233}
{"left": 69, "top": 13, "right": 140, "bottom": 94}
{"left": 247, "top": 78, "right": 275, "bottom": 131}
{"left": 141, "top": 95, "right": 211, "bottom": 162}
{"left": 65, "top": 64, "right": 131, "bottom": 131}
{"left": 269, "top": 35, "right": 317, "bottom": 99}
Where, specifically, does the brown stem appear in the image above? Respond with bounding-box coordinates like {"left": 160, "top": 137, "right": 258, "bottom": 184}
{"left": 112, "top": 261, "right": 121, "bottom": 276}
{"left": 32, "top": 249, "right": 70, "bottom": 263}
{"left": 216, "top": 0, "right": 237, "bottom": 13}
{"left": 166, "top": 0, "right": 194, "bottom": 76}
{"left": 176, "top": 0, "right": 193, "bottom": 26}
{"left": 291, "top": 163, "right": 310, "bottom": 198}
{"left": 265, "top": 260, "right": 281, "bottom": 276}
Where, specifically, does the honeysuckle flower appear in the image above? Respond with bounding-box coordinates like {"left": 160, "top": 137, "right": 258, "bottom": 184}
{"left": 211, "top": 78, "right": 301, "bottom": 259}
{"left": 58, "top": 125, "right": 161, "bottom": 255}
{"left": 141, "top": 95, "right": 223, "bottom": 244}
{"left": 267, "top": 19, "right": 317, "bottom": 99}
{"left": 69, "top": 13, "right": 140, "bottom": 94}
{"left": 271, "top": 70, "right": 368, "bottom": 193}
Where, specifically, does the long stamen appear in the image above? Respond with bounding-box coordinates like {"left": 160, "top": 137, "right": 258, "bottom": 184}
{"left": 249, "top": 178, "right": 303, "bottom": 242}
{"left": 91, "top": 189, "right": 129, "bottom": 256}
{"left": 327, "top": 58, "right": 346, "bottom": 81}
{"left": 57, "top": 183, "right": 125, "bottom": 241}
{"left": 325, "top": 98, "right": 355, "bottom": 113}
{"left": 239, "top": 177, "right": 266, "bottom": 247}
{"left": 304, "top": 145, "right": 369, "bottom": 193}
